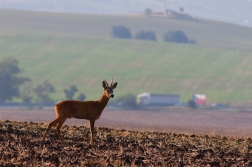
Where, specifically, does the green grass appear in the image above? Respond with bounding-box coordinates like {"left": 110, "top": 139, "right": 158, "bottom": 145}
{"left": 1, "top": 9, "right": 252, "bottom": 104}
{"left": 1, "top": 35, "right": 252, "bottom": 104}
{"left": 1, "top": 9, "right": 252, "bottom": 50}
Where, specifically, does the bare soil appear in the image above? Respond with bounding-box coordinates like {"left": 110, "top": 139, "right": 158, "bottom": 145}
{"left": 1, "top": 108, "right": 252, "bottom": 166}
{"left": 1, "top": 107, "right": 252, "bottom": 137}
{"left": 1, "top": 120, "right": 252, "bottom": 166}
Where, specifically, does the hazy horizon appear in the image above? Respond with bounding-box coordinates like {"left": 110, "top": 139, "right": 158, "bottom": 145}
{"left": 0, "top": 0, "right": 252, "bottom": 27}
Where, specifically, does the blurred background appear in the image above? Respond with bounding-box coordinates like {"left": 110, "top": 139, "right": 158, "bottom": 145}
{"left": 1, "top": 0, "right": 252, "bottom": 136}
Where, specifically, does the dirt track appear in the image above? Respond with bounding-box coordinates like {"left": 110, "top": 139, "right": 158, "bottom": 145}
{"left": 1, "top": 107, "right": 252, "bottom": 137}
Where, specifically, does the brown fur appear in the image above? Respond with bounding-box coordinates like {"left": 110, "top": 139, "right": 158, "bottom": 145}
{"left": 42, "top": 80, "right": 117, "bottom": 145}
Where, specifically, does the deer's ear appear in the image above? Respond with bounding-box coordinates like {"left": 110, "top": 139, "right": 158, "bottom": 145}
{"left": 102, "top": 81, "right": 108, "bottom": 89}
{"left": 111, "top": 82, "right": 117, "bottom": 89}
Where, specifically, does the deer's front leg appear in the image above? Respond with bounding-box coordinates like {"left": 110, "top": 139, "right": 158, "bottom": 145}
{"left": 89, "top": 120, "right": 95, "bottom": 145}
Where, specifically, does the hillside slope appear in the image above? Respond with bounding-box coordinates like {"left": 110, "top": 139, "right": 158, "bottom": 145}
{"left": 1, "top": 9, "right": 252, "bottom": 104}
{"left": 1, "top": 9, "right": 252, "bottom": 50}
{"left": 2, "top": 35, "right": 252, "bottom": 103}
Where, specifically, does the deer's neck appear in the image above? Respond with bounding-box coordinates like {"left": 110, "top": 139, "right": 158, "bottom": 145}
{"left": 97, "top": 92, "right": 110, "bottom": 111}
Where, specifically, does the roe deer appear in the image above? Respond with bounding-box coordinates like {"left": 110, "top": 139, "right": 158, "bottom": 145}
{"left": 42, "top": 79, "right": 117, "bottom": 145}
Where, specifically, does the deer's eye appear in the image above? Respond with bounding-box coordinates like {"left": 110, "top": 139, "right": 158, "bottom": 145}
{"left": 107, "top": 90, "right": 109, "bottom": 93}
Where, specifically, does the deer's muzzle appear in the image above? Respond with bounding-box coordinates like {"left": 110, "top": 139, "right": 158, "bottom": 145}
{"left": 110, "top": 95, "right": 114, "bottom": 98}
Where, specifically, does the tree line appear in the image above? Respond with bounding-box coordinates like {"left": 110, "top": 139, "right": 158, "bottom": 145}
{"left": 111, "top": 25, "right": 196, "bottom": 44}
{"left": 0, "top": 57, "right": 85, "bottom": 104}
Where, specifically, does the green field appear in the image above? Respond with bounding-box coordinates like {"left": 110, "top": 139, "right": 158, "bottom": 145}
{"left": 1, "top": 9, "right": 252, "bottom": 104}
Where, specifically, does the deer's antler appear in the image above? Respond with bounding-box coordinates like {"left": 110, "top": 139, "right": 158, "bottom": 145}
{"left": 110, "top": 77, "right": 114, "bottom": 87}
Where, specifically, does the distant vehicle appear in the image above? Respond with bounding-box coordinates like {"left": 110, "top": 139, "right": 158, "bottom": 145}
{"left": 137, "top": 93, "right": 180, "bottom": 106}
{"left": 193, "top": 94, "right": 206, "bottom": 105}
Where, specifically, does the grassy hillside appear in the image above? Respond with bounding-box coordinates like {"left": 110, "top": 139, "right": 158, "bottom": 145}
{"left": 2, "top": 35, "right": 252, "bottom": 104}
{"left": 1, "top": 9, "right": 252, "bottom": 104}
{"left": 1, "top": 9, "right": 252, "bottom": 50}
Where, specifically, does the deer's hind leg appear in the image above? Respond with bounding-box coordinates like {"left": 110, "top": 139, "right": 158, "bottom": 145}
{"left": 56, "top": 118, "right": 67, "bottom": 143}
{"left": 42, "top": 117, "right": 66, "bottom": 143}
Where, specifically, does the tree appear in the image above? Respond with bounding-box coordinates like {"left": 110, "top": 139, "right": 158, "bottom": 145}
{"left": 77, "top": 93, "right": 86, "bottom": 101}
{"left": 135, "top": 31, "right": 145, "bottom": 40}
{"left": 20, "top": 83, "right": 34, "bottom": 103}
{"left": 145, "top": 31, "right": 157, "bottom": 41}
{"left": 112, "top": 25, "right": 132, "bottom": 39}
{"left": 0, "top": 57, "right": 30, "bottom": 102}
{"left": 179, "top": 7, "right": 184, "bottom": 12}
{"left": 64, "top": 85, "right": 78, "bottom": 100}
{"left": 163, "top": 30, "right": 188, "bottom": 43}
{"left": 117, "top": 93, "right": 138, "bottom": 110}
{"left": 188, "top": 100, "right": 197, "bottom": 109}
{"left": 144, "top": 8, "right": 152, "bottom": 16}
{"left": 33, "top": 80, "right": 55, "bottom": 103}
{"left": 135, "top": 30, "right": 156, "bottom": 41}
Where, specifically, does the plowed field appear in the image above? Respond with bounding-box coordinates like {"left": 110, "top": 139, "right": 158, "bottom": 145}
{"left": 1, "top": 120, "right": 252, "bottom": 166}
